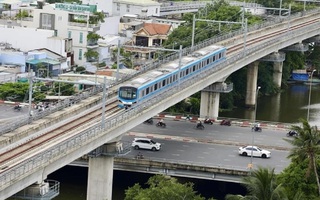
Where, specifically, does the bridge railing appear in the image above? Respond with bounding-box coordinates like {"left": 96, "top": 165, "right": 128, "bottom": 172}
{"left": 0, "top": 17, "right": 319, "bottom": 189}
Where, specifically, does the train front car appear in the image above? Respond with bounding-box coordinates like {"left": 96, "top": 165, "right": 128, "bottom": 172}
{"left": 118, "top": 86, "right": 138, "bottom": 108}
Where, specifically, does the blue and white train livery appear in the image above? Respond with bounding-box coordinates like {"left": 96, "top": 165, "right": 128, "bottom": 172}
{"left": 118, "top": 45, "right": 227, "bottom": 108}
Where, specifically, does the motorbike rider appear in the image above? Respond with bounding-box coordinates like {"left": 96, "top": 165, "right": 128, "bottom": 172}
{"left": 197, "top": 120, "right": 203, "bottom": 128}
{"left": 159, "top": 118, "right": 165, "bottom": 126}
{"left": 253, "top": 123, "right": 260, "bottom": 131}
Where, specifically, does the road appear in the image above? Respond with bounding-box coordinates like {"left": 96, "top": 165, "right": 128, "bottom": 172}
{"left": 120, "top": 119, "right": 292, "bottom": 173}
{"left": 0, "top": 105, "right": 29, "bottom": 125}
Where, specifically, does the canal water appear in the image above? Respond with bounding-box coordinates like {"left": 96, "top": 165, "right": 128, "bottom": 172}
{"left": 47, "top": 83, "right": 320, "bottom": 200}
{"left": 221, "top": 84, "right": 320, "bottom": 126}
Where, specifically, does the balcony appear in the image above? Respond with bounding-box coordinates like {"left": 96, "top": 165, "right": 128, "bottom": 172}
{"left": 68, "top": 22, "right": 100, "bottom": 32}
{"left": 87, "top": 40, "right": 99, "bottom": 49}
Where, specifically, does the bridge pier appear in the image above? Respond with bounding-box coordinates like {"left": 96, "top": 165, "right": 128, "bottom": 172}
{"left": 245, "top": 61, "right": 259, "bottom": 108}
{"left": 200, "top": 88, "right": 220, "bottom": 119}
{"left": 273, "top": 61, "right": 283, "bottom": 88}
{"left": 87, "top": 143, "right": 116, "bottom": 200}
{"left": 200, "top": 82, "right": 233, "bottom": 119}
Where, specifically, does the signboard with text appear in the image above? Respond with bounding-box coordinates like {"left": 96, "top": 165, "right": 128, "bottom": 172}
{"left": 55, "top": 3, "right": 97, "bottom": 13}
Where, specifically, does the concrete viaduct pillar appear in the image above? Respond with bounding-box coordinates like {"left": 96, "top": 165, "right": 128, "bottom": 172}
{"left": 200, "top": 88, "right": 220, "bottom": 119}
{"left": 87, "top": 142, "right": 118, "bottom": 200}
{"left": 273, "top": 61, "right": 283, "bottom": 88}
{"left": 245, "top": 61, "right": 259, "bottom": 108}
{"left": 200, "top": 82, "right": 233, "bottom": 119}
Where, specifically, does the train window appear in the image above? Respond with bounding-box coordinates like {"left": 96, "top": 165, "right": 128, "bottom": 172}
{"left": 141, "top": 90, "right": 145, "bottom": 97}
{"left": 162, "top": 80, "right": 166, "bottom": 87}
{"left": 173, "top": 74, "right": 176, "bottom": 82}
{"left": 119, "top": 87, "right": 137, "bottom": 99}
{"left": 193, "top": 65, "right": 195, "bottom": 72}
{"left": 186, "top": 68, "right": 189, "bottom": 75}
{"left": 207, "top": 59, "right": 209, "bottom": 65}
{"left": 213, "top": 56, "right": 216, "bottom": 62}
{"left": 154, "top": 83, "right": 158, "bottom": 91}
{"left": 146, "top": 88, "right": 149, "bottom": 95}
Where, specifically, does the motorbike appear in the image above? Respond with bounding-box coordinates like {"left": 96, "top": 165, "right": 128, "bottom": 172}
{"left": 135, "top": 152, "right": 144, "bottom": 159}
{"left": 156, "top": 121, "right": 166, "bottom": 128}
{"left": 143, "top": 118, "right": 153, "bottom": 125}
{"left": 252, "top": 126, "right": 262, "bottom": 132}
{"left": 220, "top": 119, "right": 231, "bottom": 126}
{"left": 204, "top": 119, "right": 213, "bottom": 125}
{"left": 287, "top": 130, "right": 298, "bottom": 137}
{"left": 195, "top": 123, "right": 205, "bottom": 130}
{"left": 13, "top": 105, "right": 22, "bottom": 111}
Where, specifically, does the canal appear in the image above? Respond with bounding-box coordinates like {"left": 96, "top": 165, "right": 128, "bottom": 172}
{"left": 221, "top": 84, "right": 320, "bottom": 126}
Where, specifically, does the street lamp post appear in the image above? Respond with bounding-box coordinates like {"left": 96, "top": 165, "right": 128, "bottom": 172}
{"left": 250, "top": 86, "right": 261, "bottom": 171}
{"left": 307, "top": 70, "right": 316, "bottom": 121}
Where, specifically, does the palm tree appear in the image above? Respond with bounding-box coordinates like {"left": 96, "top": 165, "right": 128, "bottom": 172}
{"left": 226, "top": 167, "right": 287, "bottom": 200}
{"left": 285, "top": 119, "right": 320, "bottom": 196}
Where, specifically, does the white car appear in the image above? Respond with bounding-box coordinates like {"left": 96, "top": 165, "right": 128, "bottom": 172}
{"left": 131, "top": 138, "right": 161, "bottom": 151}
{"left": 238, "top": 145, "right": 271, "bottom": 158}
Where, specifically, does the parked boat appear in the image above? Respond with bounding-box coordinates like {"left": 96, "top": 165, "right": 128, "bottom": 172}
{"left": 289, "top": 70, "right": 309, "bottom": 82}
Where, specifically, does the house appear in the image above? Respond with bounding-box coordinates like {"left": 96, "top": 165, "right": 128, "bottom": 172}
{"left": 125, "top": 22, "right": 172, "bottom": 59}
{"left": 113, "top": 0, "right": 161, "bottom": 18}
{"left": 18, "top": 2, "right": 102, "bottom": 66}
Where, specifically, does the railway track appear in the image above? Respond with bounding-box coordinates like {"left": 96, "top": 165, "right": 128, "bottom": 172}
{"left": 0, "top": 99, "right": 120, "bottom": 172}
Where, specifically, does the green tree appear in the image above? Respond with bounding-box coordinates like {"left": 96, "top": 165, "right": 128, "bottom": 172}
{"left": 0, "top": 82, "right": 29, "bottom": 101}
{"left": 226, "top": 167, "right": 287, "bottom": 200}
{"left": 51, "top": 82, "right": 76, "bottom": 96}
{"left": 284, "top": 119, "right": 320, "bottom": 196}
{"left": 124, "top": 175, "right": 206, "bottom": 200}
{"left": 16, "top": 10, "right": 29, "bottom": 19}
{"left": 84, "top": 49, "right": 99, "bottom": 62}
{"left": 75, "top": 66, "right": 86, "bottom": 73}
{"left": 0, "top": 82, "right": 46, "bottom": 102}
{"left": 112, "top": 47, "right": 133, "bottom": 69}
{"left": 277, "top": 161, "right": 311, "bottom": 199}
{"left": 89, "top": 12, "right": 105, "bottom": 24}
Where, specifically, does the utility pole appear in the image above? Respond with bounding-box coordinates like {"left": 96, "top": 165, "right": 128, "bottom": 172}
{"left": 28, "top": 70, "right": 33, "bottom": 117}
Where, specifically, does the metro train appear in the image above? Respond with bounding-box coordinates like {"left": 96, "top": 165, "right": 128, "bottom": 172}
{"left": 117, "top": 44, "right": 227, "bottom": 108}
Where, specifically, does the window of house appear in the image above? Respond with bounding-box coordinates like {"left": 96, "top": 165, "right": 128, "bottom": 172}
{"left": 79, "top": 49, "right": 82, "bottom": 60}
{"left": 117, "top": 3, "right": 120, "bottom": 11}
{"left": 40, "top": 13, "right": 54, "bottom": 30}
{"left": 79, "top": 32, "right": 83, "bottom": 44}
{"left": 126, "top": 5, "right": 130, "bottom": 12}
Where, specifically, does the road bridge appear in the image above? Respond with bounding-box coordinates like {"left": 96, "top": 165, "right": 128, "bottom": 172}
{"left": 1, "top": 9, "right": 320, "bottom": 200}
